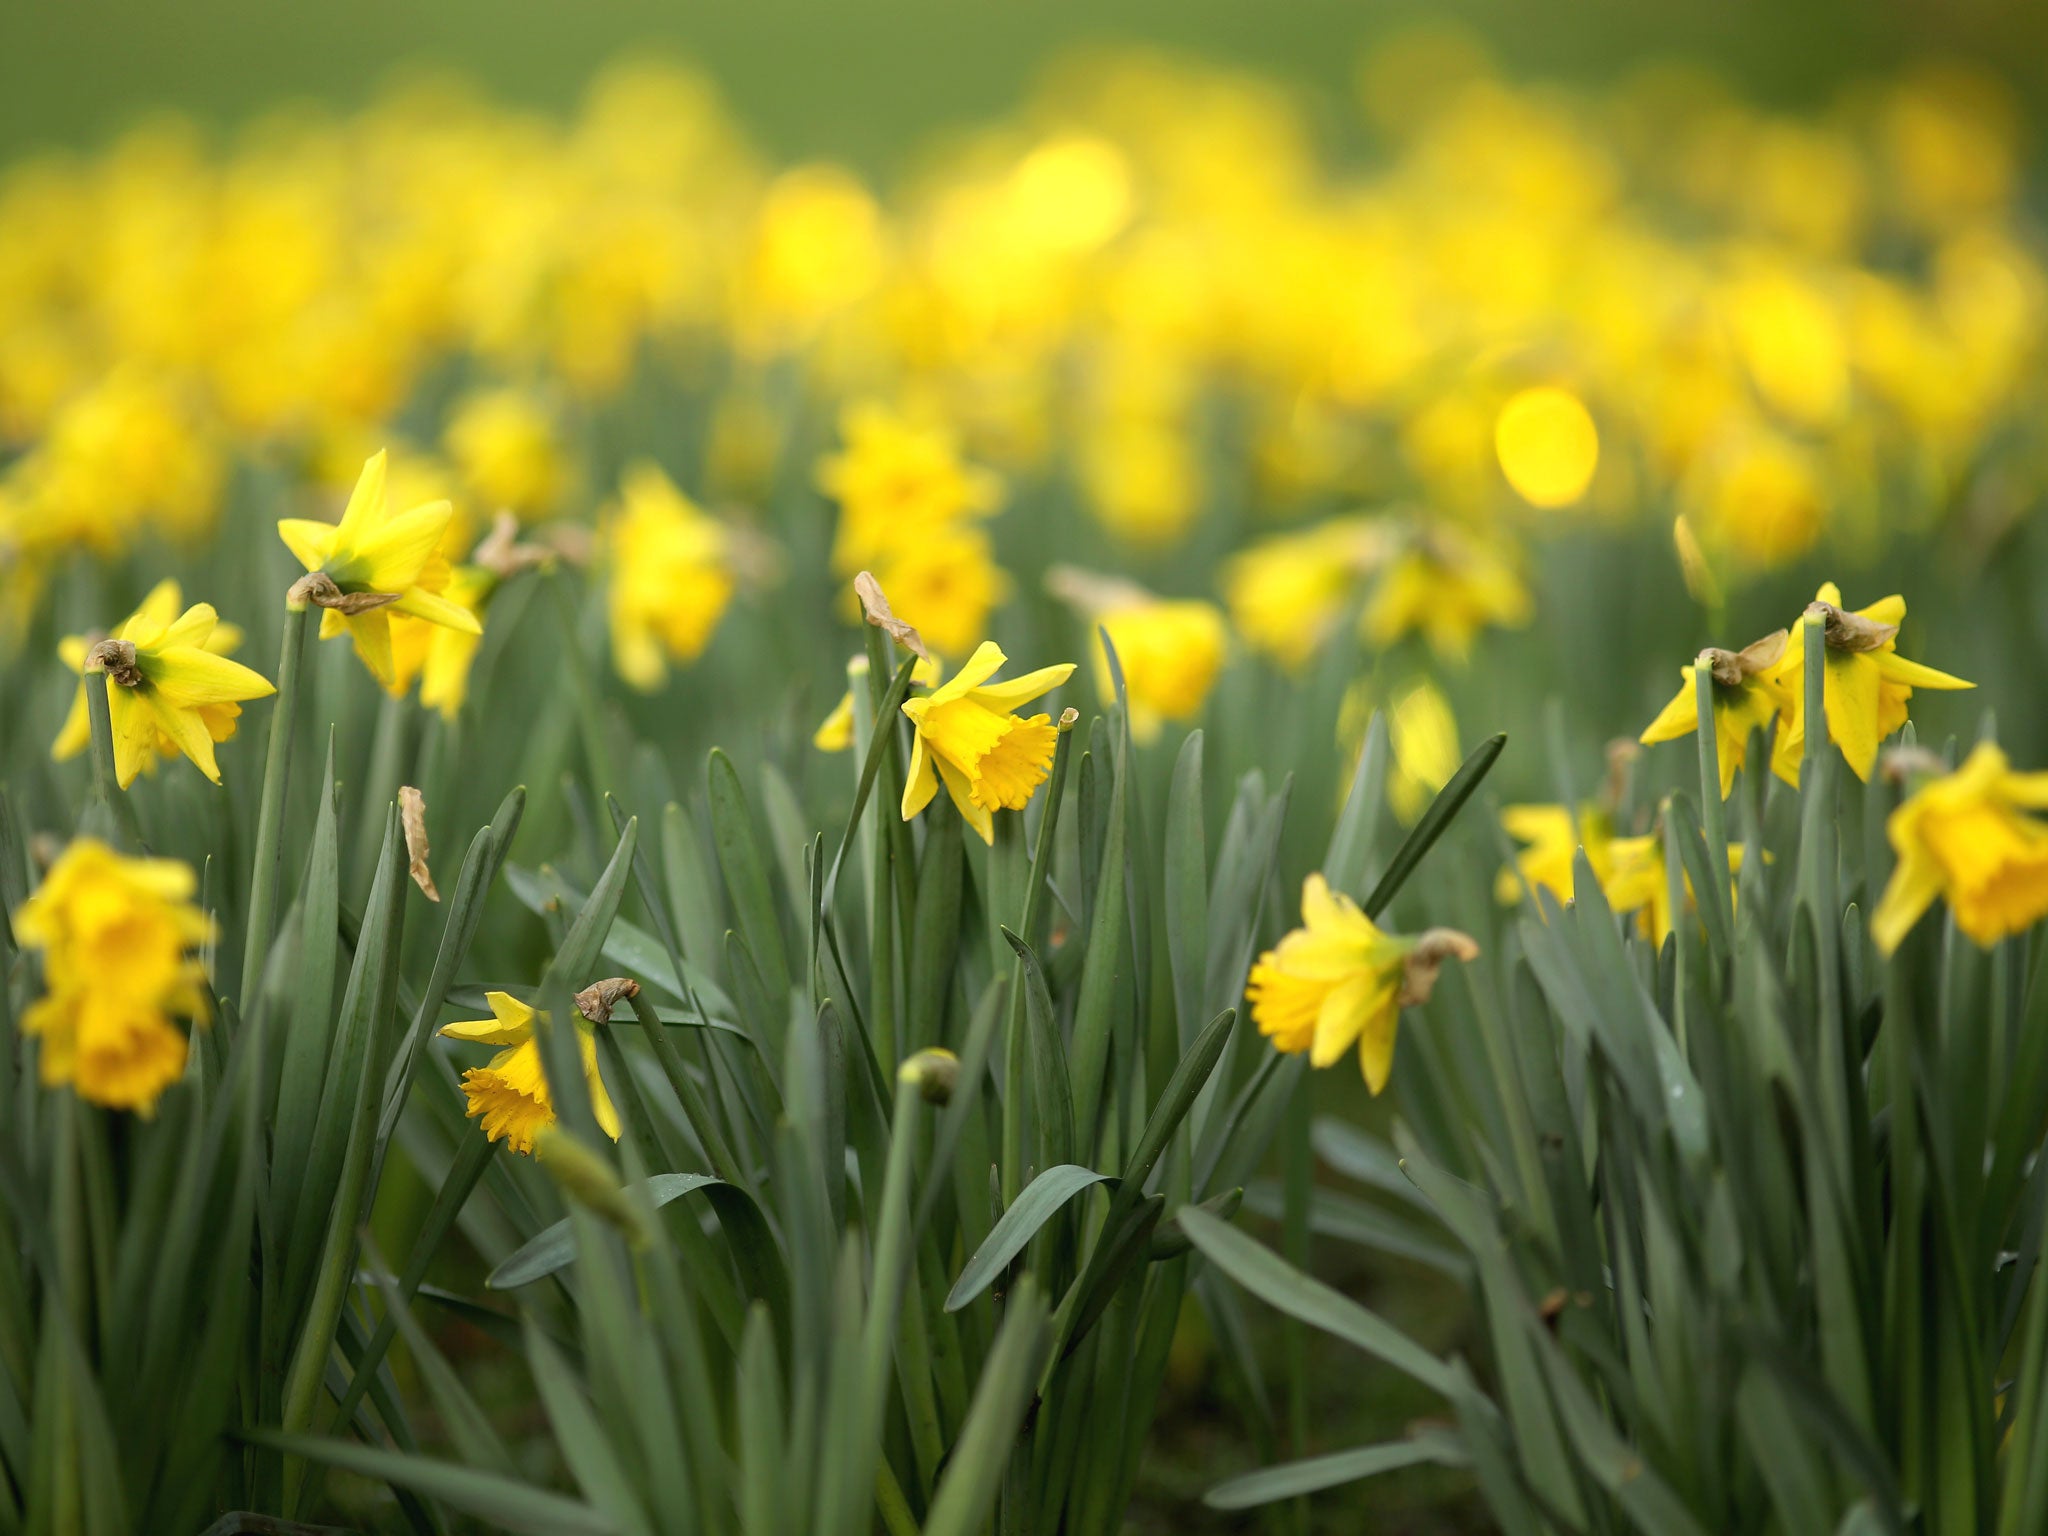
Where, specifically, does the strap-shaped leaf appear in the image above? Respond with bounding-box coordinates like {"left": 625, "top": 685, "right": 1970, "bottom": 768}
{"left": 947, "top": 1165, "right": 1114, "bottom": 1312}
{"left": 1205, "top": 1431, "right": 1468, "bottom": 1509}
{"left": 1363, "top": 732, "right": 1505, "bottom": 918}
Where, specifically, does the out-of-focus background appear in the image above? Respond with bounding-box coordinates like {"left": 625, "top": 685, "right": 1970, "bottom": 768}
{"left": 7, "top": 3, "right": 2044, "bottom": 1531}
{"left": 10, "top": 0, "right": 2048, "bottom": 168}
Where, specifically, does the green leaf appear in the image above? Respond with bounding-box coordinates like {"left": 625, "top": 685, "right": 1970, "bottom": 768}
{"left": 1204, "top": 1432, "right": 1468, "bottom": 1509}
{"left": 242, "top": 1432, "right": 616, "bottom": 1536}
{"left": 1176, "top": 1205, "right": 1456, "bottom": 1397}
{"left": 1005, "top": 926, "right": 1076, "bottom": 1174}
{"left": 708, "top": 748, "right": 792, "bottom": 999}
{"left": 1325, "top": 709, "right": 1390, "bottom": 902}
{"left": 551, "top": 818, "right": 639, "bottom": 986}
{"left": 1164, "top": 730, "right": 1209, "bottom": 1049}
{"left": 1123, "top": 1008, "right": 1236, "bottom": 1198}
{"left": 269, "top": 736, "right": 341, "bottom": 1243}
{"left": 921, "top": 1278, "right": 1053, "bottom": 1536}
{"left": 1363, "top": 732, "right": 1506, "bottom": 918}
{"left": 948, "top": 1165, "right": 1113, "bottom": 1311}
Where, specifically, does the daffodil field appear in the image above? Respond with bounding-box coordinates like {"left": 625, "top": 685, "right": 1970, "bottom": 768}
{"left": 6, "top": 33, "right": 2048, "bottom": 1535}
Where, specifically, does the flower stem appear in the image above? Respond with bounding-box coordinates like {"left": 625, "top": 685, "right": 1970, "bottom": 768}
{"left": 546, "top": 567, "right": 619, "bottom": 796}
{"left": 1693, "top": 662, "right": 1734, "bottom": 927}
{"left": 240, "top": 599, "right": 310, "bottom": 1013}
{"left": 1001, "top": 713, "right": 1078, "bottom": 1206}
{"left": 1803, "top": 616, "right": 1828, "bottom": 773}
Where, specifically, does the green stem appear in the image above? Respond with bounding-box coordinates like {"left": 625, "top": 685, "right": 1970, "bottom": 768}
{"left": 1803, "top": 615, "right": 1828, "bottom": 773}
{"left": 1002, "top": 714, "right": 1078, "bottom": 1207}
{"left": 240, "top": 600, "right": 310, "bottom": 1013}
{"left": 1693, "top": 661, "right": 1734, "bottom": 926}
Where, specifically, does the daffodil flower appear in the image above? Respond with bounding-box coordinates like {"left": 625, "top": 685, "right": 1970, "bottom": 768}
{"left": 1496, "top": 803, "right": 1615, "bottom": 905}
{"left": 1766, "top": 582, "right": 1971, "bottom": 784}
{"left": 1602, "top": 834, "right": 1745, "bottom": 947}
{"left": 278, "top": 450, "right": 483, "bottom": 689}
{"left": 901, "top": 641, "right": 1075, "bottom": 845}
{"left": 1638, "top": 631, "right": 1790, "bottom": 798}
{"left": 1872, "top": 742, "right": 2048, "bottom": 953}
{"left": 438, "top": 990, "right": 621, "bottom": 1156}
{"left": 51, "top": 579, "right": 247, "bottom": 769}
{"left": 602, "top": 460, "right": 735, "bottom": 691}
{"left": 1245, "top": 874, "right": 1476, "bottom": 1093}
{"left": 76, "top": 592, "right": 275, "bottom": 788}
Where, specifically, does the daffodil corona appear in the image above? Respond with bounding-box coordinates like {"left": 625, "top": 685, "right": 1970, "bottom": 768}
{"left": 1246, "top": 874, "right": 1476, "bottom": 1093}
{"left": 901, "top": 642, "right": 1075, "bottom": 845}
{"left": 439, "top": 991, "right": 622, "bottom": 1156}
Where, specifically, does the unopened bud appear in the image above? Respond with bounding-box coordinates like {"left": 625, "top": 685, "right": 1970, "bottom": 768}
{"left": 898, "top": 1047, "right": 960, "bottom": 1105}
{"left": 534, "top": 1127, "right": 653, "bottom": 1248}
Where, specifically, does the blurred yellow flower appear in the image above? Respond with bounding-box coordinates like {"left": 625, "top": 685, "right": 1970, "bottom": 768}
{"left": 865, "top": 528, "right": 1008, "bottom": 661}
{"left": 1386, "top": 679, "right": 1460, "bottom": 822}
{"left": 1246, "top": 873, "right": 1476, "bottom": 1093}
{"left": 901, "top": 641, "right": 1074, "bottom": 845}
{"left": 389, "top": 566, "right": 494, "bottom": 719}
{"left": 1079, "top": 417, "right": 1202, "bottom": 547}
{"left": 1603, "top": 831, "right": 1744, "bottom": 947}
{"left": 1224, "top": 518, "right": 1383, "bottom": 673}
{"left": 819, "top": 401, "right": 1000, "bottom": 577}
{"left": 13, "top": 838, "right": 214, "bottom": 1114}
{"left": 443, "top": 388, "right": 567, "bottom": 522}
{"left": 1494, "top": 386, "right": 1599, "bottom": 509}
{"left": 279, "top": 449, "right": 484, "bottom": 690}
{"left": 1497, "top": 803, "right": 1614, "bottom": 905}
{"left": 602, "top": 459, "right": 734, "bottom": 691}
{"left": 440, "top": 990, "right": 621, "bottom": 1156}
{"left": 1767, "top": 582, "right": 1972, "bottom": 784}
{"left": 814, "top": 652, "right": 941, "bottom": 752}
{"left": 1872, "top": 742, "right": 2048, "bottom": 954}
{"left": 1049, "top": 566, "right": 1226, "bottom": 742}
{"left": 1363, "top": 530, "right": 1531, "bottom": 662}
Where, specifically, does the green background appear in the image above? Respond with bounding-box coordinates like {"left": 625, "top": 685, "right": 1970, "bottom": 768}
{"left": 7, "top": 0, "right": 2045, "bottom": 172}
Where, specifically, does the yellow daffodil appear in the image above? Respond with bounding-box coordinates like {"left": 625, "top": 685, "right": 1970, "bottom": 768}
{"left": 901, "top": 641, "right": 1075, "bottom": 845}
{"left": 866, "top": 529, "right": 1009, "bottom": 661}
{"left": 388, "top": 566, "right": 493, "bottom": 719}
{"left": 1385, "top": 680, "right": 1460, "bottom": 823}
{"left": 1223, "top": 518, "right": 1386, "bottom": 673}
{"left": 1872, "top": 743, "right": 2048, "bottom": 953}
{"left": 1638, "top": 632, "right": 1790, "bottom": 798}
{"left": 1497, "top": 804, "right": 1615, "bottom": 905}
{"left": 602, "top": 460, "right": 734, "bottom": 691}
{"left": 73, "top": 590, "right": 275, "bottom": 789}
{"left": 1363, "top": 532, "right": 1532, "bottom": 662}
{"left": 13, "top": 838, "right": 214, "bottom": 1115}
{"left": 51, "top": 579, "right": 246, "bottom": 768}
{"left": 443, "top": 388, "right": 567, "bottom": 522}
{"left": 1603, "top": 834, "right": 1745, "bottom": 947}
{"left": 1766, "top": 582, "right": 1972, "bottom": 784}
{"left": 819, "top": 402, "right": 1000, "bottom": 577}
{"left": 278, "top": 450, "right": 484, "bottom": 690}
{"left": 439, "top": 990, "right": 621, "bottom": 1156}
{"left": 1246, "top": 873, "right": 1477, "bottom": 1093}
{"left": 1048, "top": 567, "right": 1226, "bottom": 742}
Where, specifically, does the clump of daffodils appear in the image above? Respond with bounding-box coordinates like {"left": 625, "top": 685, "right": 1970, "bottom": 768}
{"left": 1246, "top": 874, "right": 1476, "bottom": 1093}
{"left": 13, "top": 840, "right": 214, "bottom": 1114}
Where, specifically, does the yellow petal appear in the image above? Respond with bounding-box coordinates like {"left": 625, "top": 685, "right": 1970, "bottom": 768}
{"left": 147, "top": 693, "right": 222, "bottom": 784}
{"left": 357, "top": 499, "right": 456, "bottom": 591}
{"left": 108, "top": 688, "right": 158, "bottom": 790}
{"left": 1871, "top": 846, "right": 1944, "bottom": 955}
{"left": 335, "top": 450, "right": 390, "bottom": 546}
{"left": 930, "top": 641, "right": 1007, "bottom": 705}
{"left": 1638, "top": 669, "right": 1699, "bottom": 746}
{"left": 902, "top": 728, "right": 939, "bottom": 820}
{"left": 936, "top": 753, "right": 993, "bottom": 845}
{"left": 146, "top": 647, "right": 275, "bottom": 706}
{"left": 277, "top": 518, "right": 340, "bottom": 574}
{"left": 968, "top": 661, "right": 1078, "bottom": 712}
{"left": 390, "top": 583, "right": 484, "bottom": 634}
{"left": 1824, "top": 653, "right": 1882, "bottom": 781}
{"left": 1874, "top": 652, "right": 1973, "bottom": 691}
